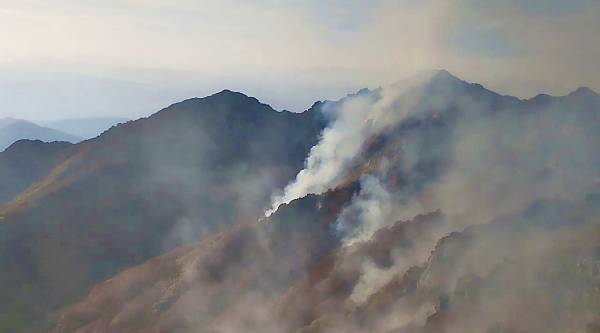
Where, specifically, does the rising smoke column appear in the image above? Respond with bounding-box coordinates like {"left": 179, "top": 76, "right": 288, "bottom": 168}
{"left": 264, "top": 73, "right": 434, "bottom": 217}
{"left": 264, "top": 92, "right": 376, "bottom": 217}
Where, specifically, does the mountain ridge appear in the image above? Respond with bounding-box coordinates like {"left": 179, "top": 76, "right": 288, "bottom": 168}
{"left": 1, "top": 71, "right": 600, "bottom": 332}
{"left": 0, "top": 88, "right": 327, "bottom": 332}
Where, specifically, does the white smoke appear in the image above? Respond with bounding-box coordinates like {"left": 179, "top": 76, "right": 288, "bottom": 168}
{"left": 331, "top": 76, "right": 600, "bottom": 310}
{"left": 335, "top": 175, "right": 393, "bottom": 246}
{"left": 264, "top": 72, "right": 435, "bottom": 217}
{"left": 264, "top": 94, "right": 374, "bottom": 217}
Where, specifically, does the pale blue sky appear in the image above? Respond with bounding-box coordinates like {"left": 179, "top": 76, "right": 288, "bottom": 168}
{"left": 0, "top": 0, "right": 598, "bottom": 121}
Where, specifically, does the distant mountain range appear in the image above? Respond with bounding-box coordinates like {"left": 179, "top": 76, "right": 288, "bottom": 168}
{"left": 1, "top": 72, "right": 599, "bottom": 333}
{"left": 0, "top": 117, "right": 127, "bottom": 153}
{"left": 0, "top": 118, "right": 81, "bottom": 152}
{"left": 42, "top": 117, "right": 129, "bottom": 139}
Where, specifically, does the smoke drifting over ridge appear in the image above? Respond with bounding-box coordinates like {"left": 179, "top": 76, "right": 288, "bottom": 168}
{"left": 46, "top": 72, "right": 600, "bottom": 333}
{"left": 267, "top": 69, "right": 600, "bottom": 318}
{"left": 265, "top": 72, "right": 437, "bottom": 217}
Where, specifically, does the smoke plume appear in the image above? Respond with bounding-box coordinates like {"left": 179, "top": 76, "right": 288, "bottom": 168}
{"left": 265, "top": 72, "right": 437, "bottom": 217}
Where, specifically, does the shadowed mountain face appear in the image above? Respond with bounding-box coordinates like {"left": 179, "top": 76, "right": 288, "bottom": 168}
{"left": 0, "top": 118, "right": 82, "bottom": 152}
{"left": 0, "top": 90, "right": 326, "bottom": 332}
{"left": 0, "top": 140, "right": 74, "bottom": 204}
{"left": 3, "top": 72, "right": 600, "bottom": 333}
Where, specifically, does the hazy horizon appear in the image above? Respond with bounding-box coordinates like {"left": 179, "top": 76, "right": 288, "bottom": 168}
{"left": 1, "top": 0, "right": 599, "bottom": 121}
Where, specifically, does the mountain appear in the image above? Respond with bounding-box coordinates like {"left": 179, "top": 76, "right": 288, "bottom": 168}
{"left": 0, "top": 140, "right": 74, "bottom": 205}
{"left": 0, "top": 118, "right": 82, "bottom": 152}
{"left": 2, "top": 72, "right": 600, "bottom": 333}
{"left": 43, "top": 117, "right": 129, "bottom": 139}
{"left": 0, "top": 118, "right": 22, "bottom": 127}
{"left": 0, "top": 90, "right": 326, "bottom": 332}
{"left": 49, "top": 183, "right": 600, "bottom": 333}
{"left": 48, "top": 72, "right": 600, "bottom": 333}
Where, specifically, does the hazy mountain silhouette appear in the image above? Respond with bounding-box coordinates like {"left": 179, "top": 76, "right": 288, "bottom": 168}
{"left": 43, "top": 117, "right": 129, "bottom": 139}
{"left": 0, "top": 118, "right": 82, "bottom": 152}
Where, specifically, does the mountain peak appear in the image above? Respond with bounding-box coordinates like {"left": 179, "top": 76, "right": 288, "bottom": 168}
{"left": 431, "top": 69, "right": 460, "bottom": 81}
{"left": 389, "top": 69, "right": 466, "bottom": 94}
{"left": 216, "top": 88, "right": 238, "bottom": 94}
{"left": 0, "top": 117, "right": 28, "bottom": 128}
{"left": 404, "top": 69, "right": 466, "bottom": 90}
{"left": 420, "top": 69, "right": 472, "bottom": 93}
{"left": 569, "top": 86, "right": 598, "bottom": 98}
{"left": 194, "top": 89, "right": 264, "bottom": 107}
{"left": 212, "top": 89, "right": 251, "bottom": 99}
{"left": 156, "top": 89, "right": 269, "bottom": 118}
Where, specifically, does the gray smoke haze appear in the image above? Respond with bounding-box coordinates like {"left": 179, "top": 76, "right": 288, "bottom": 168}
{"left": 2, "top": 1, "right": 600, "bottom": 121}
{"left": 285, "top": 71, "right": 600, "bottom": 330}
{"left": 134, "top": 73, "right": 600, "bottom": 333}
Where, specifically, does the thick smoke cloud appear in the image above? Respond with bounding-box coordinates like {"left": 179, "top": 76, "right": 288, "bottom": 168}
{"left": 280, "top": 70, "right": 600, "bottom": 321}
{"left": 265, "top": 72, "right": 435, "bottom": 217}
{"left": 347, "top": 81, "right": 599, "bottom": 333}
{"left": 335, "top": 175, "right": 393, "bottom": 246}
{"left": 264, "top": 92, "right": 375, "bottom": 216}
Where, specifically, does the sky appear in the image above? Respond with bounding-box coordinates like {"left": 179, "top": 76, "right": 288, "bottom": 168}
{"left": 0, "top": 0, "right": 599, "bottom": 121}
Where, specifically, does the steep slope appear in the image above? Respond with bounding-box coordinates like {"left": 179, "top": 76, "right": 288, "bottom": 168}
{"left": 49, "top": 73, "right": 600, "bottom": 333}
{"left": 284, "top": 196, "right": 600, "bottom": 333}
{"left": 0, "top": 118, "right": 82, "bottom": 151}
{"left": 43, "top": 117, "right": 129, "bottom": 139}
{"left": 360, "top": 198, "right": 600, "bottom": 333}
{"left": 51, "top": 193, "right": 600, "bottom": 333}
{"left": 0, "top": 140, "right": 74, "bottom": 204}
{"left": 0, "top": 90, "right": 326, "bottom": 332}
{"left": 49, "top": 192, "right": 441, "bottom": 333}
{"left": 49, "top": 187, "right": 351, "bottom": 333}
